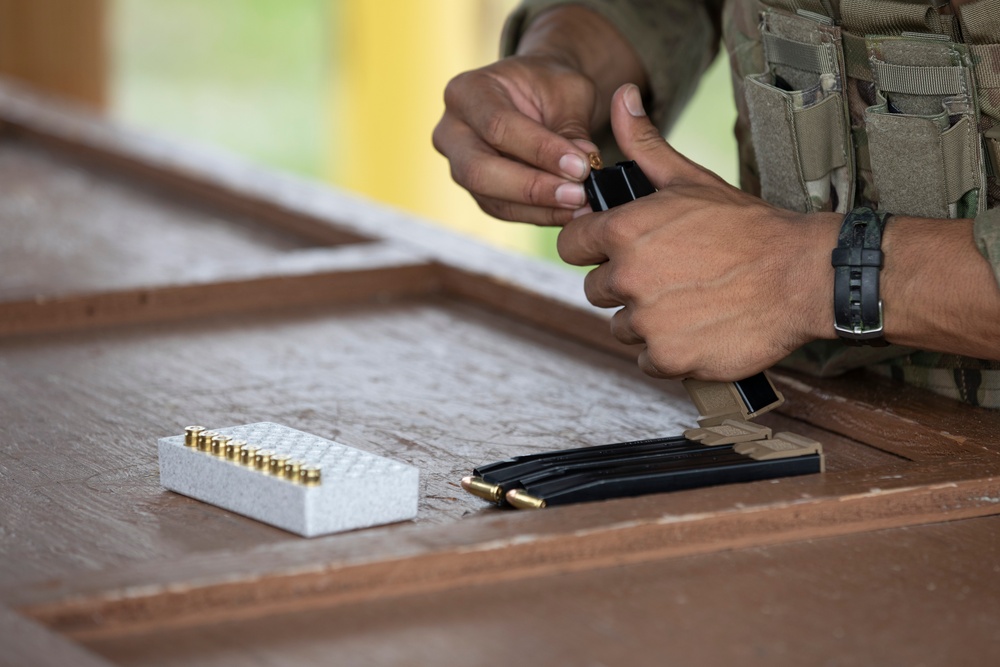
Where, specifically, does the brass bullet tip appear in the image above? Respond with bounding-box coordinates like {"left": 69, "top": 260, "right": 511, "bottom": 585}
{"left": 460, "top": 476, "right": 503, "bottom": 504}
{"left": 506, "top": 489, "right": 546, "bottom": 510}
{"left": 184, "top": 426, "right": 206, "bottom": 447}
{"left": 588, "top": 152, "right": 603, "bottom": 170}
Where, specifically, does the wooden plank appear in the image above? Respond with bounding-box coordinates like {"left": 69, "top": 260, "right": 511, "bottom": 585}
{"left": 0, "top": 604, "right": 113, "bottom": 667}
{"left": 771, "top": 369, "right": 1000, "bottom": 461}
{"left": 82, "top": 515, "right": 1000, "bottom": 667}
{"left": 0, "top": 243, "right": 439, "bottom": 336}
{"left": 0, "top": 1, "right": 106, "bottom": 109}
{"left": 16, "top": 466, "right": 1000, "bottom": 641}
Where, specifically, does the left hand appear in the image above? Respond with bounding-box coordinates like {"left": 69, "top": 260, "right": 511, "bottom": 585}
{"left": 557, "top": 84, "right": 839, "bottom": 381}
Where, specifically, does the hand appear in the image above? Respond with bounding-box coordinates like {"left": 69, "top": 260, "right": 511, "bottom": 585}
{"left": 433, "top": 53, "right": 599, "bottom": 226}
{"left": 558, "top": 84, "right": 839, "bottom": 381}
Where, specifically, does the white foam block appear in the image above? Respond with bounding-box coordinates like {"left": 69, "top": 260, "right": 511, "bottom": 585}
{"left": 158, "top": 422, "right": 419, "bottom": 537}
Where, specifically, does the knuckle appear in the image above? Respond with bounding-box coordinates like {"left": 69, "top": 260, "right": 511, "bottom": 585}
{"left": 610, "top": 309, "right": 636, "bottom": 342}
{"left": 443, "top": 71, "right": 476, "bottom": 109}
{"left": 605, "top": 264, "right": 638, "bottom": 299}
{"left": 541, "top": 207, "right": 570, "bottom": 226}
{"left": 521, "top": 173, "right": 550, "bottom": 206}
{"left": 626, "top": 309, "right": 651, "bottom": 339}
{"left": 642, "top": 344, "right": 680, "bottom": 378}
{"left": 600, "top": 211, "right": 632, "bottom": 248}
{"left": 431, "top": 121, "right": 446, "bottom": 155}
{"left": 484, "top": 110, "right": 510, "bottom": 147}
{"left": 455, "top": 157, "right": 486, "bottom": 193}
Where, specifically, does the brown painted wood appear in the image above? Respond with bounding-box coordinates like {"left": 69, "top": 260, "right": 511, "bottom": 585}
{"left": 82, "top": 515, "right": 1000, "bottom": 667}
{"left": 0, "top": 242, "right": 439, "bottom": 336}
{"left": 2, "top": 77, "right": 1000, "bottom": 661}
{"left": 0, "top": 605, "right": 113, "bottom": 667}
{"left": 0, "top": 1, "right": 106, "bottom": 109}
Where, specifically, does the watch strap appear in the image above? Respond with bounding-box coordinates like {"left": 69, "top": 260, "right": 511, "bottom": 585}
{"left": 831, "top": 207, "right": 890, "bottom": 346}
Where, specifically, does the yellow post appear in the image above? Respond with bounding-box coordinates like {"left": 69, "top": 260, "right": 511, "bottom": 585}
{"left": 329, "top": 0, "right": 539, "bottom": 253}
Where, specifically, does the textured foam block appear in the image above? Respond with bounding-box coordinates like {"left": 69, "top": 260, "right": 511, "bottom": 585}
{"left": 158, "top": 422, "right": 419, "bottom": 537}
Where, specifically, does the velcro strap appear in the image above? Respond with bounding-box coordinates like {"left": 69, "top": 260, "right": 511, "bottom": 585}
{"left": 831, "top": 247, "right": 883, "bottom": 268}
{"left": 842, "top": 31, "right": 873, "bottom": 82}
{"left": 763, "top": 0, "right": 832, "bottom": 17}
{"left": 793, "top": 94, "right": 847, "bottom": 180}
{"left": 985, "top": 135, "right": 1000, "bottom": 179}
{"left": 872, "top": 59, "right": 965, "bottom": 95}
{"left": 841, "top": 0, "right": 937, "bottom": 36}
{"left": 941, "top": 117, "right": 977, "bottom": 205}
{"left": 957, "top": 0, "right": 1000, "bottom": 45}
{"left": 763, "top": 33, "right": 836, "bottom": 74}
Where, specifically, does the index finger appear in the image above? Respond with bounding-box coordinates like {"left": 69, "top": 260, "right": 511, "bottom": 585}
{"left": 557, "top": 211, "right": 611, "bottom": 266}
{"left": 447, "top": 81, "right": 593, "bottom": 181}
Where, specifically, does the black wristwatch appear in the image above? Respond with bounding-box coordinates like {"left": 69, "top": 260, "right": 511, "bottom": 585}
{"left": 831, "top": 207, "right": 891, "bottom": 346}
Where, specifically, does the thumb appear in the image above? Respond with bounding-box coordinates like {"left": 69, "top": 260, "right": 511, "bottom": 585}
{"left": 610, "top": 83, "right": 708, "bottom": 188}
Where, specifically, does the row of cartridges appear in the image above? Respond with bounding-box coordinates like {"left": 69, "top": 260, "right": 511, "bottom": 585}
{"left": 183, "top": 425, "right": 322, "bottom": 485}
{"left": 461, "top": 421, "right": 824, "bottom": 510}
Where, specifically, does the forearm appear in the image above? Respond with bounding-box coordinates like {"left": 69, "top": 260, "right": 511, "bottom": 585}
{"left": 516, "top": 6, "right": 646, "bottom": 133}
{"left": 800, "top": 213, "right": 1000, "bottom": 360}
{"left": 882, "top": 217, "right": 1000, "bottom": 358}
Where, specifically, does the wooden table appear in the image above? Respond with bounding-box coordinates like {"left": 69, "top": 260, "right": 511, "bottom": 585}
{"left": 1, "top": 78, "right": 998, "bottom": 666}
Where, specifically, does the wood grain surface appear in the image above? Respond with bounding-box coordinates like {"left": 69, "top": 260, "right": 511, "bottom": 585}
{"left": 0, "top": 604, "right": 113, "bottom": 667}
{"left": 83, "top": 515, "right": 1000, "bottom": 667}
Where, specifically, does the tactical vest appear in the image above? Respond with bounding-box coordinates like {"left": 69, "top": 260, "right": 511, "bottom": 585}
{"left": 725, "top": 0, "right": 1000, "bottom": 407}
{"left": 730, "top": 0, "right": 1000, "bottom": 217}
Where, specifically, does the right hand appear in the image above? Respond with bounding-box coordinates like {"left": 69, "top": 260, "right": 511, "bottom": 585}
{"left": 432, "top": 54, "right": 600, "bottom": 226}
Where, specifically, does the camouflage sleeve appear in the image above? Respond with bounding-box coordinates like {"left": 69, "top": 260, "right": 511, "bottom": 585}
{"left": 500, "top": 0, "right": 725, "bottom": 135}
{"left": 974, "top": 207, "right": 1000, "bottom": 289}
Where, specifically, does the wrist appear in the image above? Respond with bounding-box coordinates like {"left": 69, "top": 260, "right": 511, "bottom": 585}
{"left": 785, "top": 211, "right": 841, "bottom": 343}
{"left": 517, "top": 6, "right": 646, "bottom": 121}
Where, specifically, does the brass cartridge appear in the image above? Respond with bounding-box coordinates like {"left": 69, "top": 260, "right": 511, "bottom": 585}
{"left": 300, "top": 465, "right": 321, "bottom": 486}
{"left": 196, "top": 431, "right": 217, "bottom": 452}
{"left": 211, "top": 435, "right": 230, "bottom": 457}
{"left": 269, "top": 455, "right": 289, "bottom": 477}
{"left": 184, "top": 426, "right": 206, "bottom": 448}
{"left": 254, "top": 449, "right": 273, "bottom": 472}
{"left": 284, "top": 459, "right": 302, "bottom": 481}
{"left": 506, "top": 489, "right": 546, "bottom": 510}
{"left": 240, "top": 446, "right": 259, "bottom": 467}
{"left": 225, "top": 439, "right": 246, "bottom": 461}
{"left": 460, "top": 476, "right": 503, "bottom": 503}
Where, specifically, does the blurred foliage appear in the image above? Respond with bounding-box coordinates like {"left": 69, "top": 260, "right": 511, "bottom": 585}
{"left": 112, "top": 0, "right": 327, "bottom": 176}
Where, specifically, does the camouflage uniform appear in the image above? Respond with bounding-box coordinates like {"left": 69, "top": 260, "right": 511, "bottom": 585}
{"left": 503, "top": 0, "right": 1000, "bottom": 408}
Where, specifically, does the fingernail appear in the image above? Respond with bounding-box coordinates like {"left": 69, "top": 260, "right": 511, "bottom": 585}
{"left": 572, "top": 205, "right": 591, "bottom": 219}
{"left": 555, "top": 182, "right": 586, "bottom": 207}
{"left": 559, "top": 153, "right": 587, "bottom": 180}
{"left": 624, "top": 84, "right": 645, "bottom": 117}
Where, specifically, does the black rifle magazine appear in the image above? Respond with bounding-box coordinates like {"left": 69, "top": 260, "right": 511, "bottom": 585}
{"left": 461, "top": 432, "right": 823, "bottom": 509}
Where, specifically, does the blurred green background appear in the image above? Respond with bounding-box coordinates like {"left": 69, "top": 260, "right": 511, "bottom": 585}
{"left": 111, "top": 0, "right": 738, "bottom": 264}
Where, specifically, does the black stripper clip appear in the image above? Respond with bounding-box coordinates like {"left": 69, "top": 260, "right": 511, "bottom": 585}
{"left": 584, "top": 160, "right": 655, "bottom": 211}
